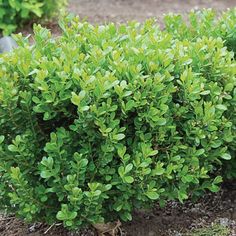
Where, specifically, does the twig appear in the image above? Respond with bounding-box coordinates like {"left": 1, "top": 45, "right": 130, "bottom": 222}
{"left": 0, "top": 216, "right": 15, "bottom": 221}
{"left": 43, "top": 223, "right": 62, "bottom": 234}
{"left": 44, "top": 223, "right": 55, "bottom": 234}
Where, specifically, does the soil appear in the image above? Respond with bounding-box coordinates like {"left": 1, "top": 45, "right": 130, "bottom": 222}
{"left": 19, "top": 0, "right": 236, "bottom": 37}
{"left": 124, "top": 185, "right": 236, "bottom": 236}
{"left": 0, "top": 186, "right": 235, "bottom": 236}
{"left": 69, "top": 0, "right": 236, "bottom": 24}
{"left": 5, "top": 0, "right": 236, "bottom": 235}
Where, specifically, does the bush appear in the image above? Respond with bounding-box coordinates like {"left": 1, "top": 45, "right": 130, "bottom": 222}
{"left": 164, "top": 8, "right": 236, "bottom": 54}
{"left": 164, "top": 8, "right": 236, "bottom": 179}
{"left": 0, "top": 0, "right": 67, "bottom": 35}
{"left": 0, "top": 17, "right": 235, "bottom": 229}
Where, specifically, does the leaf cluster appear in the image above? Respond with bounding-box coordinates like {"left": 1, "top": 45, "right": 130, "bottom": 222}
{"left": 164, "top": 8, "right": 236, "bottom": 178}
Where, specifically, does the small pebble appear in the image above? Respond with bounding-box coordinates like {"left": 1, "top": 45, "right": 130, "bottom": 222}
{"left": 219, "top": 217, "right": 230, "bottom": 227}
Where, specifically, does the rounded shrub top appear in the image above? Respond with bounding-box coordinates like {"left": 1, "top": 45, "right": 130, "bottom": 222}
{"left": 164, "top": 8, "right": 236, "bottom": 54}
{"left": 0, "top": 16, "right": 235, "bottom": 228}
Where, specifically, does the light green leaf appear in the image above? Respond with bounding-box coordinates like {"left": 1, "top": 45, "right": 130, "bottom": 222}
{"left": 146, "top": 191, "right": 159, "bottom": 200}
{"left": 221, "top": 153, "right": 231, "bottom": 160}
{"left": 216, "top": 104, "right": 227, "bottom": 111}
{"left": 125, "top": 163, "right": 133, "bottom": 173}
{"left": 124, "top": 176, "right": 134, "bottom": 183}
{"left": 114, "top": 133, "right": 125, "bottom": 141}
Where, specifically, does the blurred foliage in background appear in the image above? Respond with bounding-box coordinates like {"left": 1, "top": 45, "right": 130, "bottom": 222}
{"left": 0, "top": 0, "right": 67, "bottom": 35}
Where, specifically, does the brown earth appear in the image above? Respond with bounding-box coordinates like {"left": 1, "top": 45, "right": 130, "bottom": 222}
{"left": 0, "top": 186, "right": 235, "bottom": 236}
{"left": 5, "top": 0, "right": 236, "bottom": 235}
{"left": 69, "top": 0, "right": 236, "bottom": 24}
{"left": 20, "top": 0, "right": 236, "bottom": 37}
{"left": 124, "top": 185, "right": 236, "bottom": 236}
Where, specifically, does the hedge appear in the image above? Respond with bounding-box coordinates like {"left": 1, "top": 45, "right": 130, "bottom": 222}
{"left": 164, "top": 8, "right": 236, "bottom": 178}
{"left": 164, "top": 8, "right": 236, "bottom": 53}
{"left": 0, "top": 13, "right": 235, "bottom": 229}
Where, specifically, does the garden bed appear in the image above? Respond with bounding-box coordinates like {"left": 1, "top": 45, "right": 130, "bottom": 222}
{"left": 1, "top": 1, "right": 236, "bottom": 236}
{"left": 19, "top": 0, "right": 236, "bottom": 36}
{"left": 0, "top": 185, "right": 235, "bottom": 235}
{"left": 69, "top": 0, "right": 236, "bottom": 23}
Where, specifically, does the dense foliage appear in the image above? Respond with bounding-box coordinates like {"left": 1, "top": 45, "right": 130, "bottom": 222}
{"left": 164, "top": 8, "right": 236, "bottom": 53}
{"left": 0, "top": 14, "right": 235, "bottom": 229}
{"left": 164, "top": 8, "right": 236, "bottom": 178}
{"left": 0, "top": 0, "right": 67, "bottom": 35}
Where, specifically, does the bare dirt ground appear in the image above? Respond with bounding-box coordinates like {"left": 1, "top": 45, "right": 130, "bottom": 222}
{"left": 20, "top": 0, "right": 236, "bottom": 36}
{"left": 124, "top": 185, "right": 236, "bottom": 236}
{"left": 69, "top": 0, "right": 236, "bottom": 24}
{"left": 5, "top": 0, "right": 236, "bottom": 235}
{"left": 0, "top": 186, "right": 235, "bottom": 236}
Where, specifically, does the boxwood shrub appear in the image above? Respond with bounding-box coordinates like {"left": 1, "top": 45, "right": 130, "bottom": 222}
{"left": 164, "top": 8, "right": 236, "bottom": 54}
{"left": 0, "top": 17, "right": 235, "bottom": 228}
{"left": 0, "top": 0, "right": 67, "bottom": 35}
{"left": 164, "top": 8, "right": 236, "bottom": 179}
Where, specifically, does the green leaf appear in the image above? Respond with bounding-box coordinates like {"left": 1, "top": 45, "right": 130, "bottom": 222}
{"left": 216, "top": 104, "right": 227, "bottom": 111}
{"left": 79, "top": 159, "right": 89, "bottom": 168}
{"left": 125, "top": 100, "right": 135, "bottom": 110}
{"left": 178, "top": 190, "right": 188, "bottom": 203}
{"left": 124, "top": 176, "right": 134, "bottom": 183}
{"left": 149, "top": 150, "right": 158, "bottom": 156}
{"left": 118, "top": 166, "right": 125, "bottom": 177}
{"left": 56, "top": 205, "right": 77, "bottom": 221}
{"left": 146, "top": 191, "right": 159, "bottom": 200}
{"left": 114, "top": 202, "right": 123, "bottom": 212}
{"left": 56, "top": 211, "right": 66, "bottom": 221}
{"left": 195, "top": 149, "right": 205, "bottom": 156}
{"left": 213, "top": 176, "right": 223, "bottom": 184}
{"left": 117, "top": 145, "right": 126, "bottom": 158}
{"left": 78, "top": 90, "right": 86, "bottom": 99}
{"left": 71, "top": 92, "right": 80, "bottom": 106}
{"left": 114, "top": 133, "right": 125, "bottom": 141}
{"left": 121, "top": 211, "right": 132, "bottom": 221}
{"left": 41, "top": 156, "right": 54, "bottom": 169}
{"left": 182, "top": 175, "right": 193, "bottom": 183}
{"left": 0, "top": 135, "right": 5, "bottom": 144}
{"left": 8, "top": 145, "right": 18, "bottom": 152}
{"left": 209, "top": 184, "right": 220, "bottom": 193}
{"left": 125, "top": 163, "right": 133, "bottom": 173}
{"left": 81, "top": 106, "right": 90, "bottom": 111}
{"left": 220, "top": 153, "right": 231, "bottom": 160}
{"left": 40, "top": 170, "right": 53, "bottom": 179}
{"left": 200, "top": 90, "right": 210, "bottom": 95}
{"left": 65, "top": 221, "right": 73, "bottom": 227}
{"left": 153, "top": 163, "right": 165, "bottom": 175}
{"left": 93, "top": 190, "right": 102, "bottom": 196}
{"left": 10, "top": 167, "right": 20, "bottom": 179}
{"left": 156, "top": 118, "right": 167, "bottom": 126}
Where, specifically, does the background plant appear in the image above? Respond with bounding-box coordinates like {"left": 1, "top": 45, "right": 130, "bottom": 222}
{"left": 0, "top": 14, "right": 235, "bottom": 229}
{"left": 185, "top": 223, "right": 231, "bottom": 236}
{"left": 0, "top": 0, "right": 67, "bottom": 35}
